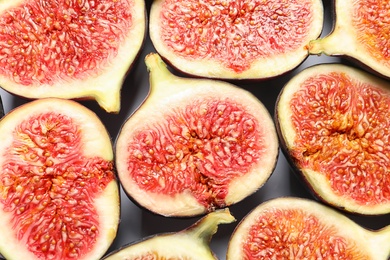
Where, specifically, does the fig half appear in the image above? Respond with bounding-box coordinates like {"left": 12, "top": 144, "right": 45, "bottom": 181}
{"left": 115, "top": 53, "right": 279, "bottom": 217}
{"left": 308, "top": 0, "right": 390, "bottom": 79}
{"left": 227, "top": 197, "right": 390, "bottom": 259}
{"left": 103, "top": 208, "right": 235, "bottom": 259}
{"left": 0, "top": 0, "right": 146, "bottom": 113}
{"left": 276, "top": 64, "right": 390, "bottom": 215}
{"left": 0, "top": 98, "right": 120, "bottom": 259}
{"left": 149, "top": 0, "right": 324, "bottom": 79}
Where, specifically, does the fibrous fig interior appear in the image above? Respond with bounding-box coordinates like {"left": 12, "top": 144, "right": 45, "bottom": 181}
{"left": 0, "top": 98, "right": 120, "bottom": 260}
{"left": 227, "top": 197, "right": 390, "bottom": 259}
{"left": 149, "top": 0, "right": 324, "bottom": 79}
{"left": 308, "top": 0, "right": 390, "bottom": 79}
{"left": 0, "top": 0, "right": 146, "bottom": 113}
{"left": 115, "top": 53, "right": 279, "bottom": 217}
{"left": 276, "top": 63, "right": 390, "bottom": 215}
{"left": 103, "top": 208, "right": 235, "bottom": 259}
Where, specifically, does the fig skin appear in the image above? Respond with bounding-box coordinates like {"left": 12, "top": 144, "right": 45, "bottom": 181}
{"left": 149, "top": 0, "right": 324, "bottom": 80}
{"left": 103, "top": 208, "right": 235, "bottom": 259}
{"left": 0, "top": 98, "right": 120, "bottom": 260}
{"left": 0, "top": 95, "right": 3, "bottom": 119}
{"left": 308, "top": 0, "right": 390, "bottom": 79}
{"left": 275, "top": 63, "right": 390, "bottom": 215}
{"left": 0, "top": 0, "right": 146, "bottom": 113}
{"left": 115, "top": 53, "right": 279, "bottom": 217}
{"left": 227, "top": 197, "right": 390, "bottom": 259}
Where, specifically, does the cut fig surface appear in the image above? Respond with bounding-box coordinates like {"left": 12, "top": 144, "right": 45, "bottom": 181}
{"left": 149, "top": 0, "right": 323, "bottom": 79}
{"left": 0, "top": 98, "right": 120, "bottom": 260}
{"left": 115, "top": 53, "right": 279, "bottom": 217}
{"left": 276, "top": 64, "right": 390, "bottom": 215}
{"left": 308, "top": 0, "right": 390, "bottom": 79}
{"left": 103, "top": 208, "right": 235, "bottom": 259}
{"left": 227, "top": 197, "right": 390, "bottom": 259}
{"left": 0, "top": 0, "right": 146, "bottom": 112}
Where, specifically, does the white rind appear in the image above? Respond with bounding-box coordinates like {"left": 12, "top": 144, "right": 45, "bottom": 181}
{"left": 227, "top": 197, "right": 390, "bottom": 259}
{"left": 150, "top": 0, "right": 324, "bottom": 79}
{"left": 0, "top": 0, "right": 146, "bottom": 113}
{"left": 0, "top": 98, "right": 119, "bottom": 260}
{"left": 276, "top": 64, "right": 390, "bottom": 215}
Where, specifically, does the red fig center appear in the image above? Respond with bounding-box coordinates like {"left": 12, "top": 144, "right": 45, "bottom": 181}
{"left": 243, "top": 208, "right": 369, "bottom": 258}
{"left": 0, "top": 0, "right": 133, "bottom": 85}
{"left": 159, "top": 0, "right": 314, "bottom": 72}
{"left": 290, "top": 72, "right": 390, "bottom": 205}
{"left": 0, "top": 112, "right": 115, "bottom": 259}
{"left": 127, "top": 98, "right": 265, "bottom": 210}
{"left": 354, "top": 0, "right": 390, "bottom": 64}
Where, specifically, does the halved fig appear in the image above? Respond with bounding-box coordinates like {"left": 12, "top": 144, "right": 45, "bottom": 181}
{"left": 149, "top": 0, "right": 324, "bottom": 79}
{"left": 0, "top": 0, "right": 146, "bottom": 113}
{"left": 115, "top": 53, "right": 279, "bottom": 217}
{"left": 103, "top": 208, "right": 235, "bottom": 259}
{"left": 308, "top": 0, "right": 390, "bottom": 79}
{"left": 276, "top": 64, "right": 390, "bottom": 215}
{"left": 0, "top": 98, "right": 120, "bottom": 259}
{"left": 227, "top": 197, "right": 390, "bottom": 259}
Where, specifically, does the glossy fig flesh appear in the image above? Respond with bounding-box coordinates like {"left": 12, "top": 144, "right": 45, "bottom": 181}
{"left": 276, "top": 64, "right": 390, "bottom": 215}
{"left": 227, "top": 197, "right": 390, "bottom": 259}
{"left": 115, "top": 53, "right": 279, "bottom": 217}
{"left": 104, "top": 208, "right": 235, "bottom": 259}
{"left": 0, "top": 0, "right": 146, "bottom": 113}
{"left": 308, "top": 0, "right": 390, "bottom": 79}
{"left": 0, "top": 98, "right": 120, "bottom": 260}
{"left": 149, "top": 0, "right": 324, "bottom": 80}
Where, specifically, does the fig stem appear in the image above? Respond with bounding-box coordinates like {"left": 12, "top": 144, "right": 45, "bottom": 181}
{"left": 145, "top": 53, "right": 176, "bottom": 85}
{"left": 185, "top": 208, "right": 235, "bottom": 244}
{"left": 307, "top": 27, "right": 353, "bottom": 56}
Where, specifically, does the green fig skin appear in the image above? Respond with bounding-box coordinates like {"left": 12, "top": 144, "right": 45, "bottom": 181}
{"left": 103, "top": 208, "right": 235, "bottom": 260}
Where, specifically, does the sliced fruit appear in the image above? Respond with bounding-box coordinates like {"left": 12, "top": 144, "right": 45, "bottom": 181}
{"left": 308, "top": 0, "right": 390, "bottom": 79}
{"left": 115, "top": 53, "right": 279, "bottom": 217}
{"left": 276, "top": 63, "right": 390, "bottom": 215}
{"left": 103, "top": 208, "right": 235, "bottom": 259}
{"left": 227, "top": 197, "right": 390, "bottom": 259}
{"left": 0, "top": 98, "right": 120, "bottom": 260}
{"left": 0, "top": 0, "right": 146, "bottom": 113}
{"left": 149, "top": 0, "right": 323, "bottom": 79}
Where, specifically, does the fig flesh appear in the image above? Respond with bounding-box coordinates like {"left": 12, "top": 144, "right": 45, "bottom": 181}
{"left": 149, "top": 0, "right": 324, "bottom": 79}
{"left": 308, "top": 0, "right": 390, "bottom": 79}
{"left": 115, "top": 53, "right": 279, "bottom": 217}
{"left": 0, "top": 98, "right": 120, "bottom": 260}
{"left": 0, "top": 0, "right": 146, "bottom": 113}
{"left": 103, "top": 208, "right": 235, "bottom": 259}
{"left": 276, "top": 64, "right": 390, "bottom": 215}
{"left": 227, "top": 197, "right": 390, "bottom": 259}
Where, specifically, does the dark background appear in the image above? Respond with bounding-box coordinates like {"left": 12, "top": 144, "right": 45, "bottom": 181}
{"left": 0, "top": 0, "right": 389, "bottom": 259}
